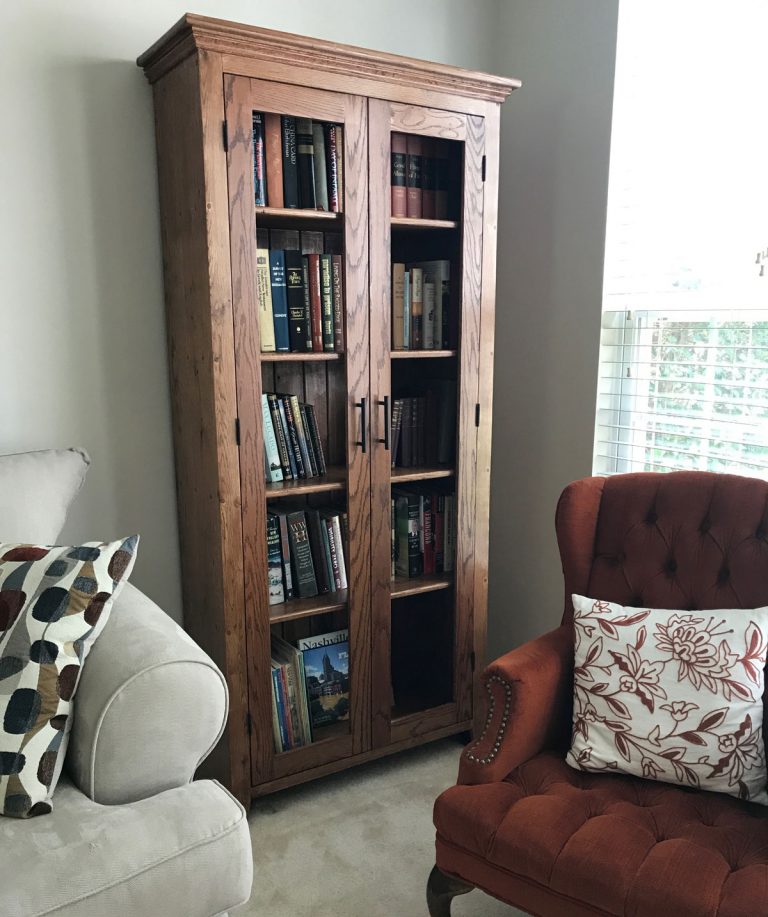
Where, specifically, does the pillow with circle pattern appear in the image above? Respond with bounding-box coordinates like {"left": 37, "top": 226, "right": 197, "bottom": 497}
{"left": 0, "top": 536, "right": 138, "bottom": 817}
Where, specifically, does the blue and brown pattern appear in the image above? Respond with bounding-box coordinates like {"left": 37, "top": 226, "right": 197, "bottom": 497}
{"left": 0, "top": 536, "right": 138, "bottom": 817}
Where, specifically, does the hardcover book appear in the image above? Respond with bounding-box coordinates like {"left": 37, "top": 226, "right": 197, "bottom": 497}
{"left": 281, "top": 115, "right": 299, "bottom": 208}
{"left": 297, "top": 629, "right": 350, "bottom": 731}
{"left": 303, "top": 404, "right": 327, "bottom": 475}
{"left": 295, "top": 118, "right": 316, "bottom": 209}
{"left": 256, "top": 248, "right": 276, "bottom": 352}
{"left": 312, "top": 122, "right": 329, "bottom": 211}
{"left": 306, "top": 509, "right": 331, "bottom": 594}
{"left": 306, "top": 253, "right": 323, "bottom": 352}
{"left": 277, "top": 512, "right": 294, "bottom": 598}
{"left": 268, "top": 249, "right": 290, "bottom": 352}
{"left": 300, "top": 404, "right": 319, "bottom": 477}
{"left": 284, "top": 250, "right": 310, "bottom": 351}
{"left": 320, "top": 254, "right": 335, "bottom": 352}
{"left": 434, "top": 146, "right": 449, "bottom": 219}
{"left": 391, "top": 132, "right": 407, "bottom": 218}
{"left": 395, "top": 491, "right": 422, "bottom": 577}
{"left": 410, "top": 267, "right": 423, "bottom": 349}
{"left": 392, "top": 262, "right": 405, "bottom": 350}
{"left": 331, "top": 254, "right": 344, "bottom": 352}
{"left": 266, "top": 513, "right": 285, "bottom": 605}
{"left": 261, "top": 394, "right": 283, "bottom": 482}
{"left": 287, "top": 511, "right": 318, "bottom": 597}
{"left": 421, "top": 137, "right": 436, "bottom": 219}
{"left": 406, "top": 134, "right": 423, "bottom": 219}
{"left": 252, "top": 112, "right": 267, "bottom": 207}
{"left": 264, "top": 112, "right": 284, "bottom": 208}
{"left": 267, "top": 393, "right": 293, "bottom": 479}
{"left": 279, "top": 395, "right": 305, "bottom": 478}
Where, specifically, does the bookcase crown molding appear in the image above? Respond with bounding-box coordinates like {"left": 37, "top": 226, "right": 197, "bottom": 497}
{"left": 137, "top": 13, "right": 521, "bottom": 102}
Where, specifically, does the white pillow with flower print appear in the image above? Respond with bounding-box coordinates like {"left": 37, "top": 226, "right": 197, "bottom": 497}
{"left": 566, "top": 595, "right": 768, "bottom": 805}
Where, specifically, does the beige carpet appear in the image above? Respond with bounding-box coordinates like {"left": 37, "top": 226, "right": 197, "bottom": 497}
{"left": 242, "top": 738, "right": 524, "bottom": 917}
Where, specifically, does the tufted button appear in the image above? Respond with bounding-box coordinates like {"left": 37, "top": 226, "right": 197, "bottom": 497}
{"left": 699, "top": 516, "right": 711, "bottom": 534}
{"left": 665, "top": 558, "right": 677, "bottom": 575}
{"left": 645, "top": 509, "right": 658, "bottom": 525}
{"left": 718, "top": 565, "right": 731, "bottom": 584}
{"left": 756, "top": 522, "right": 767, "bottom": 540}
{"left": 631, "top": 595, "right": 643, "bottom": 606}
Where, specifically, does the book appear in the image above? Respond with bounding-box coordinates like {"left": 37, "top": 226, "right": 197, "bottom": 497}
{"left": 252, "top": 112, "right": 267, "bottom": 207}
{"left": 267, "top": 393, "right": 293, "bottom": 480}
{"left": 261, "top": 394, "right": 283, "bottom": 482}
{"left": 325, "top": 123, "right": 341, "bottom": 212}
{"left": 395, "top": 491, "right": 422, "bottom": 577}
{"left": 391, "top": 496, "right": 396, "bottom": 579}
{"left": 303, "top": 403, "right": 327, "bottom": 475}
{"left": 412, "top": 261, "right": 450, "bottom": 349}
{"left": 326, "top": 513, "right": 348, "bottom": 589}
{"left": 434, "top": 146, "right": 449, "bottom": 219}
{"left": 423, "top": 279, "right": 436, "bottom": 350}
{"left": 281, "top": 115, "right": 299, "bottom": 208}
{"left": 312, "top": 122, "right": 329, "bottom": 211}
{"left": 390, "top": 398, "right": 404, "bottom": 467}
{"left": 422, "top": 493, "right": 435, "bottom": 574}
{"left": 287, "top": 511, "right": 318, "bottom": 597}
{"left": 421, "top": 137, "right": 436, "bottom": 219}
{"left": 331, "top": 254, "right": 344, "bottom": 352}
{"left": 444, "top": 494, "right": 456, "bottom": 573}
{"left": 268, "top": 249, "right": 290, "bottom": 352}
{"left": 271, "top": 665, "right": 289, "bottom": 751}
{"left": 279, "top": 395, "right": 305, "bottom": 478}
{"left": 320, "top": 521, "right": 335, "bottom": 594}
{"left": 306, "top": 253, "right": 323, "bottom": 352}
{"left": 276, "top": 512, "right": 294, "bottom": 598}
{"left": 434, "top": 496, "right": 445, "bottom": 574}
{"left": 256, "top": 248, "right": 276, "bottom": 352}
{"left": 266, "top": 513, "right": 285, "bottom": 605}
{"left": 403, "top": 271, "right": 411, "bottom": 350}
{"left": 301, "top": 259, "right": 313, "bottom": 352}
{"left": 272, "top": 635, "right": 310, "bottom": 747}
{"left": 306, "top": 510, "right": 331, "bottom": 594}
{"left": 406, "top": 135, "right": 423, "bottom": 219}
{"left": 287, "top": 394, "right": 313, "bottom": 477}
{"left": 391, "top": 132, "right": 407, "bottom": 218}
{"left": 336, "top": 126, "right": 344, "bottom": 211}
{"left": 298, "top": 629, "right": 350, "bottom": 732}
{"left": 300, "top": 404, "right": 319, "bottom": 477}
{"left": 264, "top": 112, "right": 284, "bottom": 208}
{"left": 410, "top": 267, "right": 423, "bottom": 349}
{"left": 296, "top": 118, "right": 316, "bottom": 209}
{"left": 392, "top": 262, "right": 405, "bottom": 350}
{"left": 400, "top": 398, "right": 413, "bottom": 468}
{"left": 320, "top": 254, "right": 335, "bottom": 352}
{"left": 284, "top": 250, "right": 310, "bottom": 351}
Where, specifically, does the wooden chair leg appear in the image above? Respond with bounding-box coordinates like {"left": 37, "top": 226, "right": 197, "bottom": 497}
{"left": 427, "top": 864, "right": 474, "bottom": 916}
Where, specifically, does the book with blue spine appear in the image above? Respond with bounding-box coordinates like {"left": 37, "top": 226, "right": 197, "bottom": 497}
{"left": 268, "top": 249, "right": 291, "bottom": 352}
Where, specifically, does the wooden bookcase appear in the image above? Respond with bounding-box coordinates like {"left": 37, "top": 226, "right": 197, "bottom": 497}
{"left": 138, "top": 14, "right": 517, "bottom": 805}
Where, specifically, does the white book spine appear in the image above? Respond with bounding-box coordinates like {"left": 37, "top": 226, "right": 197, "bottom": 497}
{"left": 262, "top": 394, "right": 284, "bottom": 482}
{"left": 403, "top": 272, "right": 411, "bottom": 350}
{"left": 331, "top": 514, "right": 348, "bottom": 589}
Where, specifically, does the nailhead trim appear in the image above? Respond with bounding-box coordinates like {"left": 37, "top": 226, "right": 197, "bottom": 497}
{"left": 464, "top": 674, "right": 512, "bottom": 764}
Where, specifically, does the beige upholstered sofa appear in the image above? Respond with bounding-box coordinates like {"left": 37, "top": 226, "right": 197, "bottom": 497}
{"left": 0, "top": 449, "right": 253, "bottom": 916}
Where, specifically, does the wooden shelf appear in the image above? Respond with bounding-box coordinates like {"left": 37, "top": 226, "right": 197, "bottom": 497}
{"left": 391, "top": 350, "right": 458, "bottom": 359}
{"left": 261, "top": 351, "right": 344, "bottom": 362}
{"left": 391, "top": 216, "right": 458, "bottom": 230}
{"left": 391, "top": 573, "right": 454, "bottom": 599}
{"left": 255, "top": 206, "right": 343, "bottom": 227}
{"left": 265, "top": 467, "right": 346, "bottom": 499}
{"left": 269, "top": 588, "right": 348, "bottom": 624}
{"left": 391, "top": 466, "right": 454, "bottom": 483}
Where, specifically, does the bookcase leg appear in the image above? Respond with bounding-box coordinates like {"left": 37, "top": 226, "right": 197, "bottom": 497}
{"left": 427, "top": 865, "right": 474, "bottom": 916}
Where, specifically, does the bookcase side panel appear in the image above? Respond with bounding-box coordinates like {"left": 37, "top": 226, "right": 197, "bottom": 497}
{"left": 153, "top": 51, "right": 250, "bottom": 804}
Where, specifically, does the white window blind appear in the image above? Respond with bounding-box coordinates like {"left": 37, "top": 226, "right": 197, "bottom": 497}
{"left": 595, "top": 311, "right": 768, "bottom": 477}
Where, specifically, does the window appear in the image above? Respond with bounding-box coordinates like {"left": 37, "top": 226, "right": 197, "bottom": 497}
{"left": 594, "top": 1, "right": 768, "bottom": 478}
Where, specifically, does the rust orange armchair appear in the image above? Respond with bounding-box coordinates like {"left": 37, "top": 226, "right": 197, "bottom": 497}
{"left": 430, "top": 472, "right": 768, "bottom": 916}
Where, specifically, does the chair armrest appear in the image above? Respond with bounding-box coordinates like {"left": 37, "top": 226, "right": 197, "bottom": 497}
{"left": 458, "top": 625, "right": 573, "bottom": 785}
{"left": 66, "top": 582, "right": 228, "bottom": 804}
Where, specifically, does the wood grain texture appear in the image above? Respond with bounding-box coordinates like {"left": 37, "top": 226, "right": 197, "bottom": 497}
{"left": 152, "top": 52, "right": 249, "bottom": 805}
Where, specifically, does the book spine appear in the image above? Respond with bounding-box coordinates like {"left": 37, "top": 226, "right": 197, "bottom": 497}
{"left": 266, "top": 513, "right": 285, "bottom": 605}
{"left": 287, "top": 511, "right": 318, "bottom": 597}
{"left": 280, "top": 395, "right": 305, "bottom": 478}
{"left": 281, "top": 116, "right": 299, "bottom": 208}
{"left": 261, "top": 394, "right": 283, "bottom": 482}
{"left": 435, "top": 149, "right": 449, "bottom": 220}
{"left": 264, "top": 112, "right": 283, "bottom": 208}
{"left": 300, "top": 404, "right": 319, "bottom": 477}
{"left": 416, "top": 396, "right": 426, "bottom": 466}
{"left": 312, "top": 122, "right": 329, "bottom": 211}
{"left": 303, "top": 404, "right": 327, "bottom": 474}
{"left": 406, "top": 135, "right": 423, "bottom": 219}
{"left": 423, "top": 279, "right": 436, "bottom": 350}
{"left": 330, "top": 514, "right": 347, "bottom": 589}
{"left": 390, "top": 398, "right": 403, "bottom": 467}
{"left": 279, "top": 665, "right": 295, "bottom": 749}
{"left": 272, "top": 668, "right": 288, "bottom": 752}
{"left": 306, "top": 253, "right": 323, "bottom": 352}
{"left": 391, "top": 496, "right": 396, "bottom": 579}
{"left": 277, "top": 513, "right": 294, "bottom": 598}
{"left": 403, "top": 271, "right": 411, "bottom": 350}
{"left": 410, "top": 267, "right": 423, "bottom": 349}
{"left": 444, "top": 494, "right": 456, "bottom": 573}
{"left": 267, "top": 394, "right": 293, "bottom": 480}
{"left": 320, "top": 254, "right": 334, "bottom": 352}
{"left": 325, "top": 124, "right": 340, "bottom": 212}
{"left": 268, "top": 249, "right": 290, "bottom": 352}
{"left": 289, "top": 395, "right": 313, "bottom": 477}
{"left": 392, "top": 262, "right": 405, "bottom": 350}
{"left": 252, "top": 112, "right": 267, "bottom": 207}
{"left": 325, "top": 517, "right": 342, "bottom": 590}
{"left": 320, "top": 519, "right": 335, "bottom": 594}
{"left": 391, "top": 132, "right": 407, "bottom": 218}
{"left": 306, "top": 510, "right": 331, "bottom": 594}
{"left": 297, "top": 654, "right": 313, "bottom": 743}
{"left": 422, "top": 494, "right": 435, "bottom": 575}
{"left": 434, "top": 495, "right": 445, "bottom": 574}
{"left": 400, "top": 398, "right": 413, "bottom": 468}
{"left": 284, "top": 250, "right": 310, "bottom": 351}
{"left": 421, "top": 137, "right": 436, "bottom": 219}
{"left": 295, "top": 118, "right": 316, "bottom": 209}
{"left": 283, "top": 661, "right": 305, "bottom": 747}
{"left": 331, "top": 254, "right": 344, "bottom": 352}
{"left": 277, "top": 398, "right": 299, "bottom": 478}
{"left": 256, "top": 248, "right": 276, "bottom": 352}
{"left": 395, "top": 494, "right": 422, "bottom": 577}
{"left": 336, "top": 126, "right": 344, "bottom": 212}
{"left": 301, "top": 259, "right": 313, "bottom": 351}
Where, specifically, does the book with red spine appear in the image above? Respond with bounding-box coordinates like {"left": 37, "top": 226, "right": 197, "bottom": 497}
{"left": 391, "top": 132, "right": 407, "bottom": 218}
{"left": 306, "top": 253, "right": 323, "bottom": 352}
{"left": 325, "top": 124, "right": 342, "bottom": 212}
{"left": 264, "top": 112, "right": 283, "bottom": 208}
{"left": 406, "top": 135, "right": 423, "bottom": 219}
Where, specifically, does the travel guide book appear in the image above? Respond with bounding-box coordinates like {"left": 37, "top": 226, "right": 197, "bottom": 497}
{"left": 297, "top": 629, "right": 350, "bottom": 731}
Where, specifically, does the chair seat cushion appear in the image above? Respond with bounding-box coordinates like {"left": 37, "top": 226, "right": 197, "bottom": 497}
{"left": 0, "top": 775, "right": 252, "bottom": 917}
{"left": 434, "top": 752, "right": 768, "bottom": 916}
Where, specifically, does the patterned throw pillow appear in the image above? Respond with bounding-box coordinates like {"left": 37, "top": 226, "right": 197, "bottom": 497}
{"left": 567, "top": 594, "right": 768, "bottom": 804}
{"left": 0, "top": 536, "right": 138, "bottom": 817}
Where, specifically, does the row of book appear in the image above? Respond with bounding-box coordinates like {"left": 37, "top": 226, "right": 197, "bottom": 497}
{"left": 253, "top": 113, "right": 344, "bottom": 212}
{"left": 392, "top": 261, "right": 450, "bottom": 350}
{"left": 262, "top": 393, "right": 326, "bottom": 483}
{"left": 267, "top": 507, "right": 348, "bottom": 603}
{"left": 270, "top": 629, "right": 350, "bottom": 752}
{"left": 392, "top": 490, "right": 456, "bottom": 578}
{"left": 258, "top": 243, "right": 343, "bottom": 354}
{"left": 391, "top": 384, "right": 456, "bottom": 468}
{"left": 391, "top": 134, "right": 451, "bottom": 220}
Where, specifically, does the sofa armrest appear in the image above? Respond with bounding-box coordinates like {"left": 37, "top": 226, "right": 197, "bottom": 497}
{"left": 66, "top": 582, "right": 228, "bottom": 804}
{"left": 458, "top": 625, "right": 573, "bottom": 785}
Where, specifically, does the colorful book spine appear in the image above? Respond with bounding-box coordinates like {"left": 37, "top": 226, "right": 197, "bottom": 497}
{"left": 391, "top": 132, "right": 407, "bottom": 218}
{"left": 284, "top": 250, "right": 309, "bottom": 351}
{"left": 325, "top": 124, "right": 341, "bottom": 212}
{"left": 312, "top": 122, "right": 329, "bottom": 211}
{"left": 277, "top": 397, "right": 299, "bottom": 478}
{"left": 289, "top": 395, "right": 313, "bottom": 477}
{"left": 267, "top": 513, "right": 285, "bottom": 605}
{"left": 287, "top": 511, "right": 318, "bottom": 597}
{"left": 267, "top": 394, "right": 293, "bottom": 480}
{"left": 320, "top": 254, "right": 334, "bottom": 352}
{"left": 410, "top": 267, "right": 423, "bottom": 349}
{"left": 252, "top": 112, "right": 267, "bottom": 207}
{"left": 295, "top": 118, "right": 316, "bottom": 209}
{"left": 256, "top": 248, "right": 276, "bottom": 352}
{"left": 281, "top": 116, "right": 299, "bottom": 208}
{"left": 268, "top": 249, "right": 290, "bottom": 352}
{"left": 331, "top": 254, "right": 344, "bottom": 352}
{"left": 264, "top": 112, "right": 283, "bottom": 208}
{"left": 392, "top": 262, "right": 405, "bottom": 350}
{"left": 277, "top": 513, "right": 294, "bottom": 598}
{"left": 406, "top": 135, "right": 423, "bottom": 219}
{"left": 280, "top": 395, "right": 305, "bottom": 478}
{"left": 261, "top": 394, "right": 283, "bottom": 482}
{"left": 306, "top": 253, "right": 323, "bottom": 352}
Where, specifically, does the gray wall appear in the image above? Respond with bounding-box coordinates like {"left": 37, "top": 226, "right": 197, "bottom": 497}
{"left": 487, "top": 1, "right": 619, "bottom": 652}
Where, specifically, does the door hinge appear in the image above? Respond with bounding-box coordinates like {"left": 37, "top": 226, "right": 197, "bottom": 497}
{"left": 481, "top": 155, "right": 486, "bottom": 182}
{"left": 222, "top": 120, "right": 229, "bottom": 152}
{"left": 246, "top": 711, "right": 253, "bottom": 736}
{"left": 235, "top": 417, "right": 241, "bottom": 445}
{"left": 475, "top": 403, "right": 480, "bottom": 427}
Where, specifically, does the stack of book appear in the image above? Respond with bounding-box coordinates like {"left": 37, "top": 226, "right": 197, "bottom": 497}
{"left": 390, "top": 133, "right": 449, "bottom": 220}
{"left": 253, "top": 113, "right": 344, "bottom": 212}
{"left": 391, "top": 489, "right": 456, "bottom": 580}
{"left": 270, "top": 628, "right": 350, "bottom": 752}
{"left": 267, "top": 507, "right": 348, "bottom": 603}
{"left": 258, "top": 229, "right": 344, "bottom": 353}
{"left": 391, "top": 261, "right": 450, "bottom": 350}
{"left": 262, "top": 393, "right": 326, "bottom": 484}
{"left": 390, "top": 382, "right": 456, "bottom": 468}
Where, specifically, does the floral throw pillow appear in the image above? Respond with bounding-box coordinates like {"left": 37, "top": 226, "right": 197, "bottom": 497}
{"left": 0, "top": 537, "right": 138, "bottom": 817}
{"left": 567, "top": 594, "right": 768, "bottom": 804}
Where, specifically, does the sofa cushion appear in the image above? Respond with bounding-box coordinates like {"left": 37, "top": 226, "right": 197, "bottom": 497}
{"left": 435, "top": 752, "right": 768, "bottom": 917}
{"left": 0, "top": 537, "right": 137, "bottom": 817}
{"left": 0, "top": 449, "right": 90, "bottom": 544}
{"left": 0, "top": 775, "right": 252, "bottom": 917}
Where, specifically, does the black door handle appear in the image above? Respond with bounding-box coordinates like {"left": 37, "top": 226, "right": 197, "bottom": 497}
{"left": 355, "top": 397, "right": 367, "bottom": 453}
{"left": 377, "top": 396, "right": 390, "bottom": 450}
